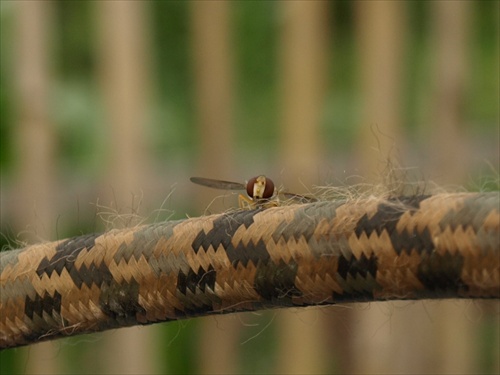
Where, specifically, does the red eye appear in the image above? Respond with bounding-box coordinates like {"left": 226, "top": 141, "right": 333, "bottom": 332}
{"left": 247, "top": 175, "right": 275, "bottom": 199}
{"left": 246, "top": 176, "right": 257, "bottom": 198}
{"left": 263, "top": 178, "right": 274, "bottom": 199}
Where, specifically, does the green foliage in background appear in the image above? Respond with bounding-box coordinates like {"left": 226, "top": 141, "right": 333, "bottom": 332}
{"left": 1, "top": 1, "right": 498, "bottom": 172}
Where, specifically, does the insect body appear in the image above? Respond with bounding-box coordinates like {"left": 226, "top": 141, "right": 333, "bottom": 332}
{"left": 190, "top": 175, "right": 316, "bottom": 209}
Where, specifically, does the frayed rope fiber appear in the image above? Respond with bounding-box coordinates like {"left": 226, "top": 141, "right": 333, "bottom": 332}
{"left": 1, "top": 192, "right": 499, "bottom": 349}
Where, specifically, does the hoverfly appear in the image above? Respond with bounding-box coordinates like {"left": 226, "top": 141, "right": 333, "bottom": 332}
{"left": 190, "top": 175, "right": 316, "bottom": 209}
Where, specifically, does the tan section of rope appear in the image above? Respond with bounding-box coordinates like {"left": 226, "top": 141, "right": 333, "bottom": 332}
{"left": 1, "top": 192, "right": 499, "bottom": 349}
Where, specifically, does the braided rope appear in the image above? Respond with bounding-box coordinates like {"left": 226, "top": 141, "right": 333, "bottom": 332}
{"left": 1, "top": 192, "right": 498, "bottom": 349}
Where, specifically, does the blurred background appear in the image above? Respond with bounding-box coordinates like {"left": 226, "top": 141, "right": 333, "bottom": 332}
{"left": 0, "top": 1, "right": 498, "bottom": 373}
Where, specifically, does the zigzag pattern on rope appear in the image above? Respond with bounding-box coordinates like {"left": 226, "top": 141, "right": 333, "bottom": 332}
{"left": 1, "top": 192, "right": 499, "bottom": 349}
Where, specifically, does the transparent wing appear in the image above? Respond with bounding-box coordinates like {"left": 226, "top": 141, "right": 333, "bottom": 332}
{"left": 190, "top": 177, "right": 246, "bottom": 191}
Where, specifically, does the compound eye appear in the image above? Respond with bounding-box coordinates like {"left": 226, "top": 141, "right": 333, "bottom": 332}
{"left": 246, "top": 176, "right": 258, "bottom": 198}
{"left": 262, "top": 177, "right": 274, "bottom": 199}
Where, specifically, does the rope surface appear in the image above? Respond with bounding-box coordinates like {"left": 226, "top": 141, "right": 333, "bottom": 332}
{"left": 1, "top": 192, "right": 499, "bottom": 349}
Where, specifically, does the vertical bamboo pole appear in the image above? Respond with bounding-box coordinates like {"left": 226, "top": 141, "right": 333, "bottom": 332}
{"left": 429, "top": 1, "right": 471, "bottom": 184}
{"left": 96, "top": 0, "right": 151, "bottom": 206}
{"left": 276, "top": 1, "right": 329, "bottom": 373}
{"left": 13, "top": 1, "right": 56, "bottom": 242}
{"left": 190, "top": 1, "right": 238, "bottom": 373}
{"left": 429, "top": 2, "right": 475, "bottom": 373}
{"left": 278, "top": 1, "right": 328, "bottom": 188}
{"left": 355, "top": 0, "right": 406, "bottom": 180}
{"left": 95, "top": 1, "right": 157, "bottom": 373}
{"left": 191, "top": 0, "right": 235, "bottom": 183}
{"left": 353, "top": 1, "right": 409, "bottom": 373}
{"left": 13, "top": 1, "right": 58, "bottom": 373}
